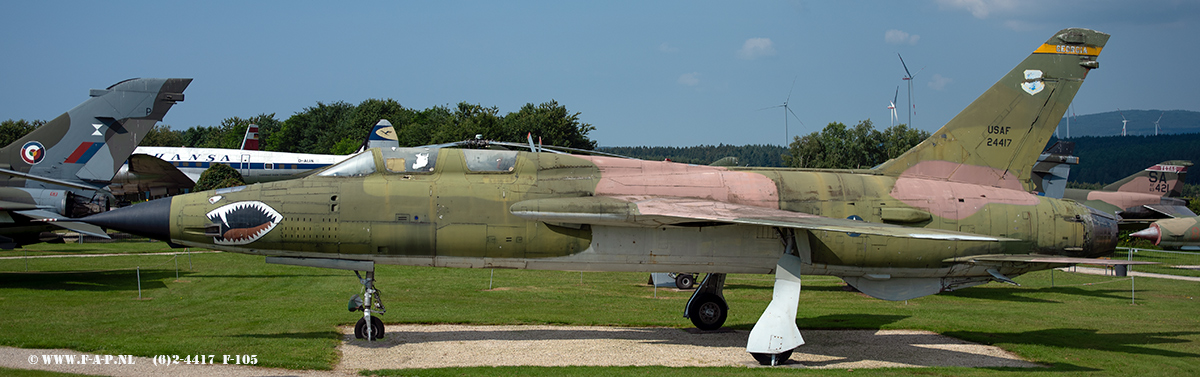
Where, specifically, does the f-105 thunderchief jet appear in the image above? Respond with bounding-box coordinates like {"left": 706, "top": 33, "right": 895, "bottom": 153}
{"left": 84, "top": 29, "right": 1146, "bottom": 365}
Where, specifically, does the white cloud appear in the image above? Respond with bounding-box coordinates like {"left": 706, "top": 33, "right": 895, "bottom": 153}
{"left": 737, "top": 38, "right": 776, "bottom": 60}
{"left": 1002, "top": 19, "right": 1041, "bottom": 32}
{"left": 936, "top": 0, "right": 1020, "bottom": 19}
{"left": 885, "top": 29, "right": 920, "bottom": 45}
{"left": 658, "top": 42, "right": 679, "bottom": 53}
{"left": 678, "top": 72, "right": 700, "bottom": 86}
{"left": 928, "top": 74, "right": 952, "bottom": 91}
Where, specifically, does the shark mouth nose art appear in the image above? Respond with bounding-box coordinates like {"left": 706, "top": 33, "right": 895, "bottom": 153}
{"left": 206, "top": 201, "right": 282, "bottom": 245}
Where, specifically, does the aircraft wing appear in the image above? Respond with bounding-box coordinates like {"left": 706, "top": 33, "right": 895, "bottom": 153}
{"left": 510, "top": 196, "right": 1016, "bottom": 241}
{"left": 0, "top": 167, "right": 107, "bottom": 193}
{"left": 1144, "top": 204, "right": 1198, "bottom": 218}
{"left": 12, "top": 209, "right": 110, "bottom": 239}
{"left": 944, "top": 254, "right": 1156, "bottom": 266}
{"left": 127, "top": 154, "right": 196, "bottom": 187}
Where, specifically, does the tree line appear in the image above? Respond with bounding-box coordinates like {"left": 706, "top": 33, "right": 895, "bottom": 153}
{"left": 138, "top": 99, "right": 598, "bottom": 153}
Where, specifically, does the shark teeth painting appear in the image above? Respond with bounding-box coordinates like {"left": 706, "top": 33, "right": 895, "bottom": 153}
{"left": 205, "top": 201, "right": 282, "bottom": 245}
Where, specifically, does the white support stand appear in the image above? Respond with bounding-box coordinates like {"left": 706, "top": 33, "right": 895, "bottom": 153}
{"left": 746, "top": 252, "right": 804, "bottom": 364}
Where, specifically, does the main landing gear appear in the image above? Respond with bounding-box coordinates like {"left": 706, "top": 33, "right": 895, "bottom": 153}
{"left": 684, "top": 273, "right": 728, "bottom": 331}
{"left": 684, "top": 228, "right": 808, "bottom": 366}
{"left": 349, "top": 270, "right": 386, "bottom": 341}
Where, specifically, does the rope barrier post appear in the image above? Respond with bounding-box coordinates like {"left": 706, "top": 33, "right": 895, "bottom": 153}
{"left": 1051, "top": 268, "right": 1054, "bottom": 287}
{"left": 489, "top": 269, "right": 494, "bottom": 290}
{"left": 188, "top": 249, "right": 192, "bottom": 271}
{"left": 1131, "top": 275, "right": 1136, "bottom": 305}
{"left": 175, "top": 255, "right": 179, "bottom": 280}
{"left": 136, "top": 266, "right": 142, "bottom": 299}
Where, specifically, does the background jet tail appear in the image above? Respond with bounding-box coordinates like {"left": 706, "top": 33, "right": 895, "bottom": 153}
{"left": 0, "top": 78, "right": 191, "bottom": 188}
{"left": 1101, "top": 160, "right": 1191, "bottom": 197}
{"left": 874, "top": 28, "right": 1108, "bottom": 190}
{"left": 357, "top": 119, "right": 400, "bottom": 153}
{"left": 240, "top": 125, "right": 260, "bottom": 150}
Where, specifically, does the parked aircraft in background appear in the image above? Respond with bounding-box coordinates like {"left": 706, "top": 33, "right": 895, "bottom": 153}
{"left": 1063, "top": 160, "right": 1193, "bottom": 229}
{"left": 110, "top": 120, "right": 399, "bottom": 198}
{"left": 240, "top": 125, "right": 259, "bottom": 151}
{"left": 1030, "top": 141, "right": 1079, "bottom": 199}
{"left": 0, "top": 78, "right": 190, "bottom": 248}
{"left": 84, "top": 29, "right": 1150, "bottom": 365}
{"left": 1133, "top": 216, "right": 1200, "bottom": 251}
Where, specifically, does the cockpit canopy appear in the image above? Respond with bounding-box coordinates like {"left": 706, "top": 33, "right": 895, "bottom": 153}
{"left": 316, "top": 147, "right": 519, "bottom": 177}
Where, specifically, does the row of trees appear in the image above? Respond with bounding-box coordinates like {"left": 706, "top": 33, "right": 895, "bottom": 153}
{"left": 784, "top": 120, "right": 929, "bottom": 169}
{"left": 0, "top": 119, "right": 45, "bottom": 146}
{"left": 598, "top": 145, "right": 787, "bottom": 166}
{"left": 140, "top": 99, "right": 598, "bottom": 154}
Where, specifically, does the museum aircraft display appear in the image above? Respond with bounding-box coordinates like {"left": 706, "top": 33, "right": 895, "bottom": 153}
{"left": 110, "top": 120, "right": 400, "bottom": 197}
{"left": 0, "top": 78, "right": 190, "bottom": 248}
{"left": 1132, "top": 215, "right": 1200, "bottom": 251}
{"left": 83, "top": 29, "right": 1149, "bottom": 365}
{"left": 1062, "top": 160, "right": 1194, "bottom": 227}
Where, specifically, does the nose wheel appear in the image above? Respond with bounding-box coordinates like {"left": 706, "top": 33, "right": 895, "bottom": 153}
{"left": 349, "top": 270, "right": 386, "bottom": 340}
{"left": 355, "top": 316, "right": 385, "bottom": 341}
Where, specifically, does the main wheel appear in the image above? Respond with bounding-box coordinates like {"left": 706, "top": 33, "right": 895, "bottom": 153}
{"left": 675, "top": 274, "right": 695, "bottom": 289}
{"left": 354, "top": 316, "right": 385, "bottom": 340}
{"left": 687, "top": 293, "right": 727, "bottom": 330}
{"left": 751, "top": 349, "right": 794, "bottom": 366}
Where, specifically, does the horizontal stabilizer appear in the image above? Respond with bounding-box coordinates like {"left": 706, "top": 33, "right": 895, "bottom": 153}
{"left": 1144, "top": 204, "right": 1197, "bottom": 218}
{"left": 511, "top": 196, "right": 1017, "bottom": 242}
{"left": 0, "top": 167, "right": 106, "bottom": 193}
{"left": 13, "top": 209, "right": 110, "bottom": 239}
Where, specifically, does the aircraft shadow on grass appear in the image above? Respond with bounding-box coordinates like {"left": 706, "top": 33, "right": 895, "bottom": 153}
{"left": 943, "top": 328, "right": 1200, "bottom": 359}
{"left": 942, "top": 286, "right": 1137, "bottom": 303}
{"left": 190, "top": 273, "right": 346, "bottom": 279}
{"left": 0, "top": 270, "right": 178, "bottom": 291}
{"left": 228, "top": 331, "right": 341, "bottom": 340}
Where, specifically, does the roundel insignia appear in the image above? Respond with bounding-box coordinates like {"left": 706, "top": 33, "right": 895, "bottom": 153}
{"left": 846, "top": 215, "right": 864, "bottom": 237}
{"left": 20, "top": 141, "right": 45, "bottom": 165}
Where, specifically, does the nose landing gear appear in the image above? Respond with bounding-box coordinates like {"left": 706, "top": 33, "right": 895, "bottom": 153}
{"left": 349, "top": 270, "right": 386, "bottom": 340}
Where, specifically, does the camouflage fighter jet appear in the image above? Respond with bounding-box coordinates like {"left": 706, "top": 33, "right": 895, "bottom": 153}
{"left": 1062, "top": 160, "right": 1194, "bottom": 228}
{"left": 1132, "top": 215, "right": 1200, "bottom": 251}
{"left": 0, "top": 78, "right": 190, "bottom": 248}
{"left": 83, "top": 29, "right": 1144, "bottom": 365}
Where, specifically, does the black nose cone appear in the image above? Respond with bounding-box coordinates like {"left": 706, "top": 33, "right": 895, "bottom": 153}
{"left": 83, "top": 197, "right": 173, "bottom": 241}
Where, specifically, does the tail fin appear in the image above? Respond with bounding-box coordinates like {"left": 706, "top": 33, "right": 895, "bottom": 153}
{"left": 874, "top": 28, "right": 1108, "bottom": 191}
{"left": 240, "top": 124, "right": 260, "bottom": 150}
{"left": 0, "top": 78, "right": 191, "bottom": 187}
{"left": 357, "top": 119, "right": 399, "bottom": 153}
{"left": 1031, "top": 141, "right": 1078, "bottom": 198}
{"left": 1102, "top": 160, "right": 1191, "bottom": 197}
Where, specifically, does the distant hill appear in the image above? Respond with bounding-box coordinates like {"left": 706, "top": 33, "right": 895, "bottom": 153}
{"left": 1056, "top": 110, "right": 1200, "bottom": 137}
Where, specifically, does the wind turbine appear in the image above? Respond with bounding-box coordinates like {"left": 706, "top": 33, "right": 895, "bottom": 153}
{"left": 1155, "top": 111, "right": 1164, "bottom": 135}
{"left": 760, "top": 77, "right": 804, "bottom": 144}
{"left": 888, "top": 86, "right": 899, "bottom": 127}
{"left": 1117, "top": 108, "right": 1128, "bottom": 136}
{"left": 898, "top": 54, "right": 924, "bottom": 127}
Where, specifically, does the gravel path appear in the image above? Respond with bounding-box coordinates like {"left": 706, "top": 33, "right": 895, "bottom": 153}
{"left": 333, "top": 325, "right": 1038, "bottom": 371}
{"left": 2, "top": 325, "right": 1038, "bottom": 375}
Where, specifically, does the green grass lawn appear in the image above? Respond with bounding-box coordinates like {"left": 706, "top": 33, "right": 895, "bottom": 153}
{"left": 1, "top": 241, "right": 1197, "bottom": 376}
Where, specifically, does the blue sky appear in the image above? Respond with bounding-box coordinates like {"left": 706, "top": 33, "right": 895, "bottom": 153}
{"left": 2, "top": 1, "right": 1198, "bottom": 147}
